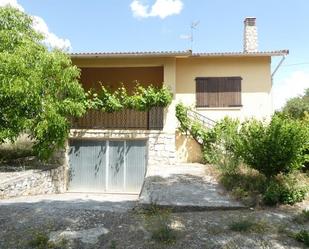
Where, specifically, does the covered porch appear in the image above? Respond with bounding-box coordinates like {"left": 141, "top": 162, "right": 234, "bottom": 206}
{"left": 71, "top": 66, "right": 166, "bottom": 130}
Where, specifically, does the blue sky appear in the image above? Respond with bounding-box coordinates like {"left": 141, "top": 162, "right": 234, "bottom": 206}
{"left": 1, "top": 0, "right": 309, "bottom": 109}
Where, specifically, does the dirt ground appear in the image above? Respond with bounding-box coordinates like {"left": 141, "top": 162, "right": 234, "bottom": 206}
{"left": 0, "top": 196, "right": 308, "bottom": 249}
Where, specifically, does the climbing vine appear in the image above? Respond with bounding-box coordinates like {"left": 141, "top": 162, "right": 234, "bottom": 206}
{"left": 175, "top": 103, "right": 239, "bottom": 163}
{"left": 86, "top": 84, "right": 173, "bottom": 112}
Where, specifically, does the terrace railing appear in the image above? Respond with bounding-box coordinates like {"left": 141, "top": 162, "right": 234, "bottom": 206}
{"left": 70, "top": 107, "right": 164, "bottom": 130}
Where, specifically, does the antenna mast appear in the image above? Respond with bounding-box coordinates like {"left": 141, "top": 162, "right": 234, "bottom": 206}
{"left": 190, "top": 20, "right": 200, "bottom": 51}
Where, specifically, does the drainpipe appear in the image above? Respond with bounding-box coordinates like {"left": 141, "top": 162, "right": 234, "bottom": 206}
{"left": 271, "top": 55, "right": 286, "bottom": 79}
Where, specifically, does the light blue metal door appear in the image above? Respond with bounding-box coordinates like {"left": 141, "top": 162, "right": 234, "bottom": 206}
{"left": 68, "top": 140, "right": 107, "bottom": 192}
{"left": 108, "top": 141, "right": 125, "bottom": 192}
{"left": 125, "top": 140, "right": 147, "bottom": 193}
{"left": 68, "top": 139, "right": 147, "bottom": 193}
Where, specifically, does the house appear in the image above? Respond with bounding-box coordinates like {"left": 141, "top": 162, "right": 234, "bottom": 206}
{"left": 67, "top": 17, "right": 288, "bottom": 194}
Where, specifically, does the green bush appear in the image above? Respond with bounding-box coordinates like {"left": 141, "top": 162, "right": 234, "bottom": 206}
{"left": 176, "top": 103, "right": 309, "bottom": 206}
{"left": 236, "top": 115, "right": 309, "bottom": 178}
{"left": 263, "top": 174, "right": 307, "bottom": 205}
{"left": 204, "top": 117, "right": 240, "bottom": 166}
{"left": 281, "top": 88, "right": 309, "bottom": 120}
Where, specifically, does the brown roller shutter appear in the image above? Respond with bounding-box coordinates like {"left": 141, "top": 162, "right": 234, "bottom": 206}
{"left": 196, "top": 77, "right": 242, "bottom": 108}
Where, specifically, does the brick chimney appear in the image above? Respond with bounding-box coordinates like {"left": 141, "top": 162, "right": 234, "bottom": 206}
{"left": 243, "top": 17, "right": 258, "bottom": 53}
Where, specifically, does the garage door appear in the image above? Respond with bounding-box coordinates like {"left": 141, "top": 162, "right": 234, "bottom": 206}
{"left": 68, "top": 140, "right": 147, "bottom": 193}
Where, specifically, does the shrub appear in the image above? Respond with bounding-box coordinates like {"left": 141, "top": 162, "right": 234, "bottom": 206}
{"left": 204, "top": 117, "right": 241, "bottom": 167}
{"left": 281, "top": 88, "right": 309, "bottom": 120}
{"left": 263, "top": 174, "right": 308, "bottom": 205}
{"left": 176, "top": 103, "right": 309, "bottom": 206}
{"left": 236, "top": 115, "right": 309, "bottom": 178}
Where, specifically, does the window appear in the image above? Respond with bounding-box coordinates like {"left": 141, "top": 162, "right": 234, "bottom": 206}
{"left": 195, "top": 77, "right": 242, "bottom": 108}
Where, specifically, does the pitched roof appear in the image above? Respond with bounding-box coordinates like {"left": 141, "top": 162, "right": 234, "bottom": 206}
{"left": 70, "top": 50, "right": 191, "bottom": 58}
{"left": 70, "top": 50, "right": 289, "bottom": 58}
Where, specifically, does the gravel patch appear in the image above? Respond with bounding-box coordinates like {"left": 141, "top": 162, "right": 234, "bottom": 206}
{"left": 0, "top": 199, "right": 308, "bottom": 249}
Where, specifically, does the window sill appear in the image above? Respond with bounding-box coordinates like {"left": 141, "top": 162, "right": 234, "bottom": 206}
{"left": 196, "top": 106, "right": 242, "bottom": 111}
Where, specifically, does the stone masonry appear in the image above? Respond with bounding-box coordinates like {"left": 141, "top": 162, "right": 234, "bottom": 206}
{"left": 70, "top": 129, "right": 176, "bottom": 167}
{"left": 243, "top": 17, "right": 258, "bottom": 52}
{"left": 0, "top": 149, "right": 67, "bottom": 199}
{"left": 0, "top": 166, "right": 65, "bottom": 199}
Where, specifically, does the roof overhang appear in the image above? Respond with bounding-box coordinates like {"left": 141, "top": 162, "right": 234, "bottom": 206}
{"left": 192, "top": 50, "right": 289, "bottom": 57}
{"left": 70, "top": 50, "right": 289, "bottom": 59}
{"left": 70, "top": 50, "right": 192, "bottom": 59}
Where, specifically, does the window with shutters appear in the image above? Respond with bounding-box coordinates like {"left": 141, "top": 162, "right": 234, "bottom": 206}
{"left": 195, "top": 77, "right": 242, "bottom": 108}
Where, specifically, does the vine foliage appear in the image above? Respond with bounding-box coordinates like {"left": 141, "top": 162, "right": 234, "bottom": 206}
{"left": 86, "top": 83, "right": 173, "bottom": 112}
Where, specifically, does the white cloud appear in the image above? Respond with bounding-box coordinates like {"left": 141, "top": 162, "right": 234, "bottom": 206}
{"left": 0, "top": 0, "right": 23, "bottom": 11}
{"left": 130, "top": 0, "right": 149, "bottom": 18}
{"left": 273, "top": 70, "right": 309, "bottom": 110}
{"left": 0, "top": 0, "right": 71, "bottom": 50}
{"left": 130, "top": 0, "right": 183, "bottom": 19}
{"left": 179, "top": 34, "right": 191, "bottom": 40}
{"left": 32, "top": 16, "right": 71, "bottom": 51}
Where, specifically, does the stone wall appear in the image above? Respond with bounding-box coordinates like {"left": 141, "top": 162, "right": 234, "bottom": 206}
{"left": 0, "top": 166, "right": 66, "bottom": 199}
{"left": 70, "top": 129, "right": 176, "bottom": 167}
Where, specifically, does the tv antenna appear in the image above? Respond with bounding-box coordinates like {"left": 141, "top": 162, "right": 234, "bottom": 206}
{"left": 190, "top": 20, "right": 200, "bottom": 51}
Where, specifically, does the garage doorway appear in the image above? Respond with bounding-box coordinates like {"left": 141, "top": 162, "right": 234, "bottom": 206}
{"left": 68, "top": 139, "right": 147, "bottom": 194}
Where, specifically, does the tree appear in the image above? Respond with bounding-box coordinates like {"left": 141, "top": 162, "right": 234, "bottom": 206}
{"left": 0, "top": 7, "right": 86, "bottom": 160}
{"left": 282, "top": 88, "right": 309, "bottom": 119}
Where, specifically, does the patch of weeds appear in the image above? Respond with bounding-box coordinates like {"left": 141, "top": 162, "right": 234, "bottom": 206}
{"left": 28, "top": 232, "right": 53, "bottom": 249}
{"left": 229, "top": 217, "right": 268, "bottom": 233}
{"left": 109, "top": 240, "right": 117, "bottom": 249}
{"left": 294, "top": 230, "right": 309, "bottom": 247}
{"left": 206, "top": 224, "right": 225, "bottom": 235}
{"left": 150, "top": 220, "right": 177, "bottom": 245}
{"left": 141, "top": 202, "right": 164, "bottom": 217}
{"left": 219, "top": 166, "right": 267, "bottom": 206}
{"left": 293, "top": 209, "right": 309, "bottom": 224}
{"left": 277, "top": 223, "right": 293, "bottom": 236}
{"left": 28, "top": 231, "right": 68, "bottom": 249}
{"left": 219, "top": 164, "right": 309, "bottom": 206}
{"left": 142, "top": 204, "right": 177, "bottom": 245}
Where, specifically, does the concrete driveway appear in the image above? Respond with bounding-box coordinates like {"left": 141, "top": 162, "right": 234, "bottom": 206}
{"left": 0, "top": 193, "right": 138, "bottom": 212}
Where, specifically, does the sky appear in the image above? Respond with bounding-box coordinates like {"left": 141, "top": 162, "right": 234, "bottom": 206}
{"left": 1, "top": 0, "right": 309, "bottom": 110}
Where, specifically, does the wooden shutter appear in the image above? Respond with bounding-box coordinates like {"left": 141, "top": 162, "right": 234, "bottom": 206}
{"left": 196, "top": 78, "right": 209, "bottom": 107}
{"left": 196, "top": 77, "right": 242, "bottom": 107}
